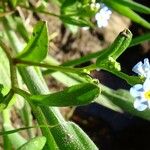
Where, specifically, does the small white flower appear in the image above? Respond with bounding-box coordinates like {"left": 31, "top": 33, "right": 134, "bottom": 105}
{"left": 132, "top": 58, "right": 150, "bottom": 78}
{"left": 95, "top": 5, "right": 112, "bottom": 28}
{"left": 130, "top": 78, "right": 150, "bottom": 111}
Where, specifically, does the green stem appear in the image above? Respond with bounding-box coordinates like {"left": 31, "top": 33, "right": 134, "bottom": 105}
{"left": 14, "top": 58, "right": 84, "bottom": 74}
{"left": 0, "top": 39, "right": 18, "bottom": 88}
{"left": 13, "top": 87, "right": 31, "bottom": 99}
{"left": 82, "top": 64, "right": 96, "bottom": 71}
{"left": 101, "top": 67, "right": 142, "bottom": 85}
{"left": 2, "top": 17, "right": 60, "bottom": 150}
{"left": 17, "top": 5, "right": 60, "bottom": 18}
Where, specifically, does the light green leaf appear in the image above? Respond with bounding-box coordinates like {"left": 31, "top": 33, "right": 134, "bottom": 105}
{"left": 17, "top": 136, "right": 46, "bottom": 150}
{"left": 16, "top": 21, "right": 48, "bottom": 62}
{"left": 30, "top": 83, "right": 100, "bottom": 106}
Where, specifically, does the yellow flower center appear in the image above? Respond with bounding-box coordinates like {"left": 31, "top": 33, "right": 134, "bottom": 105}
{"left": 144, "top": 91, "right": 150, "bottom": 100}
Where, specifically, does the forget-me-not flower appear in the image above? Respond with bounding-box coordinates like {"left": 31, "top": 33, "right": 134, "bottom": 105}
{"left": 132, "top": 58, "right": 150, "bottom": 78}
{"left": 95, "top": 4, "right": 112, "bottom": 28}
{"left": 130, "top": 58, "right": 150, "bottom": 111}
{"left": 130, "top": 78, "right": 150, "bottom": 111}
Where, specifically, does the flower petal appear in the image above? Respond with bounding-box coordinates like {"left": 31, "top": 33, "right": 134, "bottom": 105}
{"left": 130, "top": 84, "right": 143, "bottom": 97}
{"left": 134, "top": 99, "right": 148, "bottom": 111}
{"left": 95, "top": 5, "right": 111, "bottom": 28}
{"left": 143, "top": 58, "right": 150, "bottom": 68}
{"left": 143, "top": 78, "right": 150, "bottom": 91}
{"left": 143, "top": 58, "right": 150, "bottom": 76}
{"left": 132, "top": 61, "right": 145, "bottom": 76}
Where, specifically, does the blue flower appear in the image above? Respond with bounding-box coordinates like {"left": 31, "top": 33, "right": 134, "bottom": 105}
{"left": 130, "top": 78, "right": 150, "bottom": 111}
{"left": 132, "top": 58, "right": 150, "bottom": 78}
{"left": 95, "top": 4, "right": 112, "bottom": 28}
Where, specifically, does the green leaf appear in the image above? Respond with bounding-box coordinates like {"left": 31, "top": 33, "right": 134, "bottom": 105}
{"left": 60, "top": 16, "right": 93, "bottom": 27}
{"left": 16, "top": 21, "right": 48, "bottom": 62}
{"left": 0, "top": 89, "right": 15, "bottom": 112}
{"left": 30, "top": 83, "right": 100, "bottom": 106}
{"left": 130, "top": 32, "right": 150, "bottom": 47}
{"left": 113, "top": 0, "right": 150, "bottom": 14}
{"left": 50, "top": 121, "right": 98, "bottom": 150}
{"left": 96, "top": 85, "right": 150, "bottom": 120}
{"left": 96, "top": 29, "right": 132, "bottom": 67}
{"left": 17, "top": 136, "right": 46, "bottom": 150}
{"left": 7, "top": 0, "right": 18, "bottom": 7}
{"left": 3, "top": 109, "right": 27, "bottom": 149}
{"left": 102, "top": 0, "right": 150, "bottom": 29}
{"left": 0, "top": 126, "right": 35, "bottom": 136}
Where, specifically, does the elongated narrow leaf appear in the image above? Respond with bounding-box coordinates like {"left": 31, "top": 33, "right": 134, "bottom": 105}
{"left": 60, "top": 16, "right": 93, "bottom": 27}
{"left": 30, "top": 83, "right": 100, "bottom": 106}
{"left": 50, "top": 121, "right": 98, "bottom": 150}
{"left": 16, "top": 21, "right": 48, "bottom": 62}
{"left": 3, "top": 116, "right": 27, "bottom": 149}
{"left": 130, "top": 33, "right": 150, "bottom": 47}
{"left": 113, "top": 0, "right": 150, "bottom": 14}
{"left": 96, "top": 85, "right": 150, "bottom": 120}
{"left": 102, "top": 0, "right": 150, "bottom": 29}
{"left": 17, "top": 136, "right": 46, "bottom": 150}
{"left": 0, "top": 126, "right": 41, "bottom": 136}
{"left": 96, "top": 29, "right": 132, "bottom": 67}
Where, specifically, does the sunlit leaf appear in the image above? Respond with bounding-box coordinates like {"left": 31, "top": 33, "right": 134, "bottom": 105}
{"left": 16, "top": 21, "right": 48, "bottom": 62}
{"left": 30, "top": 83, "right": 100, "bottom": 106}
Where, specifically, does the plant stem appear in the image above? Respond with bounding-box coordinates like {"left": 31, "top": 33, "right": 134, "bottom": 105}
{"left": 101, "top": 67, "right": 142, "bottom": 85}
{"left": 14, "top": 58, "right": 84, "bottom": 74}
{"left": 0, "top": 40, "right": 18, "bottom": 88}
{"left": 17, "top": 5, "right": 60, "bottom": 17}
{"left": 2, "top": 17, "right": 60, "bottom": 150}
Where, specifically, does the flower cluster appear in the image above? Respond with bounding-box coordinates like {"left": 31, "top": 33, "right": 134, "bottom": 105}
{"left": 82, "top": 3, "right": 112, "bottom": 30}
{"left": 95, "top": 4, "right": 112, "bottom": 28}
{"left": 130, "top": 58, "right": 150, "bottom": 111}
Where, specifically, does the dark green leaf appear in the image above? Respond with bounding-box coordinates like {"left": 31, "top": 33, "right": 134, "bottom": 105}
{"left": 130, "top": 33, "right": 150, "bottom": 47}
{"left": 102, "top": 0, "right": 150, "bottom": 29}
{"left": 16, "top": 21, "right": 48, "bottom": 62}
{"left": 0, "top": 84, "right": 4, "bottom": 100}
{"left": 0, "top": 126, "right": 35, "bottom": 136}
{"left": 60, "top": 16, "right": 93, "bottom": 27}
{"left": 7, "top": 0, "right": 18, "bottom": 7}
{"left": 61, "top": 0, "right": 80, "bottom": 15}
{"left": 17, "top": 136, "right": 46, "bottom": 150}
{"left": 113, "top": 0, "right": 150, "bottom": 14}
{"left": 96, "top": 29, "right": 132, "bottom": 67}
{"left": 30, "top": 83, "right": 100, "bottom": 106}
